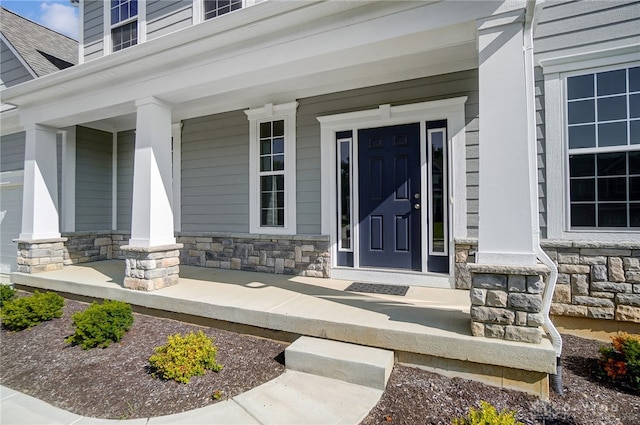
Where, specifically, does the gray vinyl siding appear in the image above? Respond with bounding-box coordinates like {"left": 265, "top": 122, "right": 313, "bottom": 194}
{"left": 533, "top": 0, "right": 640, "bottom": 237}
{"left": 75, "top": 126, "right": 112, "bottom": 231}
{"left": 297, "top": 70, "right": 479, "bottom": 236}
{"left": 181, "top": 111, "right": 250, "bottom": 233}
{"left": 117, "top": 130, "right": 135, "bottom": 231}
{"left": 0, "top": 40, "right": 33, "bottom": 88}
{"left": 0, "top": 132, "right": 25, "bottom": 172}
{"left": 146, "top": 0, "right": 192, "bottom": 40}
{"left": 83, "top": 0, "right": 104, "bottom": 61}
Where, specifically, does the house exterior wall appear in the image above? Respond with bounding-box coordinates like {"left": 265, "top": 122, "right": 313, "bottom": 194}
{"left": 75, "top": 126, "right": 112, "bottom": 231}
{"left": 117, "top": 130, "right": 134, "bottom": 231}
{"left": 0, "top": 40, "right": 32, "bottom": 88}
{"left": 146, "top": 0, "right": 192, "bottom": 41}
{"left": 83, "top": 0, "right": 104, "bottom": 62}
{"left": 0, "top": 131, "right": 25, "bottom": 172}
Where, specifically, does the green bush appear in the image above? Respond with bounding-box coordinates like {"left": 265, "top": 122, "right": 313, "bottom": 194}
{"left": 452, "top": 401, "right": 523, "bottom": 425}
{"left": 0, "top": 285, "right": 16, "bottom": 308}
{"left": 66, "top": 300, "right": 134, "bottom": 349}
{"left": 0, "top": 291, "right": 64, "bottom": 331}
{"left": 598, "top": 332, "right": 640, "bottom": 391}
{"left": 149, "top": 330, "right": 223, "bottom": 384}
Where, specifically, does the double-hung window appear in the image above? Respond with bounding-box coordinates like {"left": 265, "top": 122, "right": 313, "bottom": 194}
{"left": 111, "top": 0, "right": 138, "bottom": 52}
{"left": 566, "top": 65, "right": 640, "bottom": 229}
{"left": 246, "top": 102, "right": 298, "bottom": 234}
{"left": 204, "top": 0, "right": 243, "bottom": 20}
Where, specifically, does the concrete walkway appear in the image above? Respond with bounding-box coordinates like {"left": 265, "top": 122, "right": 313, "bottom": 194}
{"left": 10, "top": 261, "right": 556, "bottom": 397}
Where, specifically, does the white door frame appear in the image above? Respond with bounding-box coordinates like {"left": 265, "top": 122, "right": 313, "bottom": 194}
{"left": 318, "top": 97, "right": 468, "bottom": 287}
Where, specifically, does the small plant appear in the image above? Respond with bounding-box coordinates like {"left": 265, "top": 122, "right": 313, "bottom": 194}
{"left": 598, "top": 332, "right": 640, "bottom": 391}
{"left": 66, "top": 300, "right": 134, "bottom": 349}
{"left": 0, "top": 285, "right": 16, "bottom": 308}
{"left": 0, "top": 291, "right": 64, "bottom": 331}
{"left": 212, "top": 389, "right": 223, "bottom": 400}
{"left": 149, "top": 330, "right": 223, "bottom": 384}
{"left": 452, "top": 401, "right": 523, "bottom": 425}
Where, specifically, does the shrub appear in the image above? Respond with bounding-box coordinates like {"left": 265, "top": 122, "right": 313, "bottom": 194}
{"left": 66, "top": 300, "right": 134, "bottom": 349}
{"left": 0, "top": 285, "right": 16, "bottom": 308}
{"left": 598, "top": 332, "right": 640, "bottom": 391}
{"left": 0, "top": 291, "right": 64, "bottom": 331}
{"left": 149, "top": 330, "right": 223, "bottom": 384}
{"left": 452, "top": 401, "right": 523, "bottom": 425}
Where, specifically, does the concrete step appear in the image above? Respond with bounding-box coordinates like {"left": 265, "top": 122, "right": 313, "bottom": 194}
{"left": 285, "top": 336, "right": 394, "bottom": 390}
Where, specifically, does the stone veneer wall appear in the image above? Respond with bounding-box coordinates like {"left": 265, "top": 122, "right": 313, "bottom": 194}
{"left": 177, "top": 233, "right": 331, "bottom": 278}
{"left": 455, "top": 238, "right": 640, "bottom": 324}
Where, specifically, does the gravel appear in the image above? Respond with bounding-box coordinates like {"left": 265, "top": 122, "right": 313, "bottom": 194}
{"left": 1, "top": 294, "right": 638, "bottom": 424}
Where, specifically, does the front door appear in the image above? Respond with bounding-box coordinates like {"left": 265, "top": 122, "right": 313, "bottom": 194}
{"left": 358, "top": 123, "right": 421, "bottom": 270}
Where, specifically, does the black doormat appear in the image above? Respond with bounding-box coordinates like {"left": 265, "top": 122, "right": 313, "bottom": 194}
{"left": 344, "top": 282, "right": 409, "bottom": 296}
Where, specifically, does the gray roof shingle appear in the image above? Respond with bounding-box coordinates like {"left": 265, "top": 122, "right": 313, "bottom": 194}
{"left": 0, "top": 6, "right": 78, "bottom": 78}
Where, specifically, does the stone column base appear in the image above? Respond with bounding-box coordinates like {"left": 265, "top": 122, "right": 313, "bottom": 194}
{"left": 14, "top": 238, "right": 68, "bottom": 273}
{"left": 121, "top": 244, "right": 183, "bottom": 291}
{"left": 468, "top": 263, "right": 549, "bottom": 344}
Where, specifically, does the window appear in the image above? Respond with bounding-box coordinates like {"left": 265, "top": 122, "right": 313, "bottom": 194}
{"left": 245, "top": 102, "right": 298, "bottom": 234}
{"left": 204, "top": 0, "right": 242, "bottom": 20}
{"left": 111, "top": 0, "right": 138, "bottom": 52}
{"left": 566, "top": 66, "right": 640, "bottom": 228}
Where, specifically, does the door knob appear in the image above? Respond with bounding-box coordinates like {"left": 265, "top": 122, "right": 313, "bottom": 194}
{"left": 414, "top": 204, "right": 420, "bottom": 210}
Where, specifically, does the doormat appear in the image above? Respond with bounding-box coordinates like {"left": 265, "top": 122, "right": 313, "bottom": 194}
{"left": 344, "top": 282, "right": 409, "bottom": 296}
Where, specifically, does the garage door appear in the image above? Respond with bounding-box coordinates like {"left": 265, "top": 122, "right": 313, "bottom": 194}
{"left": 0, "top": 183, "right": 22, "bottom": 278}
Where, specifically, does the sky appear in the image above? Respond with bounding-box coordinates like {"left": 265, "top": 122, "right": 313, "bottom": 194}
{"left": 1, "top": 0, "right": 79, "bottom": 39}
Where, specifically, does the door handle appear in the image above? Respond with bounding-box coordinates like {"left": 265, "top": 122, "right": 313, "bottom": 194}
{"left": 414, "top": 204, "right": 420, "bottom": 210}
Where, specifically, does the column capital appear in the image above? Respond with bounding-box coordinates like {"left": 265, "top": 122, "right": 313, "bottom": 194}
{"left": 135, "top": 96, "right": 172, "bottom": 109}
{"left": 477, "top": 8, "right": 525, "bottom": 33}
{"left": 21, "top": 122, "right": 58, "bottom": 133}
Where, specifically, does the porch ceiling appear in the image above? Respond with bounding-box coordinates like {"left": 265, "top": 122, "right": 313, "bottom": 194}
{"left": 1, "top": 0, "right": 523, "bottom": 132}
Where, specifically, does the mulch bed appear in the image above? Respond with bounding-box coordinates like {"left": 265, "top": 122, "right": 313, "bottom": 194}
{"left": 1, "top": 293, "right": 638, "bottom": 423}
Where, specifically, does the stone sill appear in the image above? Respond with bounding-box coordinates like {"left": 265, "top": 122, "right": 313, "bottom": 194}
{"left": 177, "top": 231, "right": 329, "bottom": 241}
{"left": 13, "top": 237, "right": 68, "bottom": 244}
{"left": 467, "top": 263, "right": 549, "bottom": 276}
{"left": 455, "top": 237, "right": 640, "bottom": 250}
{"left": 121, "top": 244, "right": 184, "bottom": 253}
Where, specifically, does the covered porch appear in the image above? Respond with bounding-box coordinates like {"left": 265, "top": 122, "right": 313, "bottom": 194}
{"left": 11, "top": 261, "right": 556, "bottom": 399}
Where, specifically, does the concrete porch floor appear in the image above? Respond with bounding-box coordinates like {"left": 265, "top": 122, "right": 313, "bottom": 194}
{"left": 10, "top": 261, "right": 557, "bottom": 398}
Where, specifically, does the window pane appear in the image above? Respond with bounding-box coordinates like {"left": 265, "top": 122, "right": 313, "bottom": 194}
{"left": 569, "top": 154, "right": 594, "bottom": 177}
{"left": 630, "top": 94, "right": 640, "bottom": 119}
{"left": 273, "top": 120, "right": 284, "bottom": 137}
{"left": 571, "top": 204, "right": 595, "bottom": 227}
{"left": 597, "top": 152, "right": 626, "bottom": 176}
{"left": 276, "top": 192, "right": 284, "bottom": 208}
{"left": 273, "top": 155, "right": 284, "bottom": 171}
{"left": 570, "top": 178, "right": 595, "bottom": 201}
{"left": 260, "top": 140, "right": 271, "bottom": 155}
{"left": 630, "top": 151, "right": 640, "bottom": 174}
{"left": 598, "top": 203, "right": 627, "bottom": 227}
{"left": 631, "top": 120, "right": 640, "bottom": 145}
{"left": 631, "top": 203, "right": 640, "bottom": 227}
{"left": 261, "top": 175, "right": 272, "bottom": 191}
{"left": 277, "top": 209, "right": 285, "bottom": 226}
{"left": 598, "top": 122, "right": 627, "bottom": 147}
{"left": 568, "top": 99, "right": 595, "bottom": 124}
{"left": 273, "top": 138, "right": 284, "bottom": 154}
{"left": 630, "top": 176, "right": 640, "bottom": 201}
{"left": 261, "top": 192, "right": 275, "bottom": 209}
{"left": 598, "top": 177, "right": 627, "bottom": 201}
{"left": 597, "top": 69, "right": 626, "bottom": 96}
{"left": 630, "top": 67, "right": 640, "bottom": 92}
{"left": 568, "top": 125, "right": 595, "bottom": 149}
{"left": 339, "top": 140, "right": 351, "bottom": 250}
{"left": 130, "top": 0, "right": 137, "bottom": 17}
{"left": 260, "top": 156, "right": 271, "bottom": 172}
{"left": 568, "top": 74, "right": 594, "bottom": 99}
{"left": 598, "top": 96, "right": 627, "bottom": 121}
{"left": 260, "top": 122, "right": 271, "bottom": 138}
{"left": 275, "top": 175, "right": 284, "bottom": 190}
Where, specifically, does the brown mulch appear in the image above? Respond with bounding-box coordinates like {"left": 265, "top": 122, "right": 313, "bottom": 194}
{"left": 1, "top": 293, "right": 639, "bottom": 424}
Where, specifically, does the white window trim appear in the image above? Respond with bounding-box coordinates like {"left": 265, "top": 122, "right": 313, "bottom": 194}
{"left": 541, "top": 45, "right": 640, "bottom": 242}
{"left": 103, "top": 0, "right": 145, "bottom": 54}
{"left": 245, "top": 102, "right": 298, "bottom": 235}
{"left": 318, "top": 97, "right": 467, "bottom": 280}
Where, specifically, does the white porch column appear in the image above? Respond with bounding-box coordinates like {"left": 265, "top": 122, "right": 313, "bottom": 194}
{"left": 476, "top": 11, "right": 537, "bottom": 266}
{"left": 129, "top": 97, "right": 175, "bottom": 247}
{"left": 19, "top": 124, "right": 60, "bottom": 240}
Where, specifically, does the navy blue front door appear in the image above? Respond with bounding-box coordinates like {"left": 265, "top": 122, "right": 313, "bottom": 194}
{"left": 358, "top": 124, "right": 421, "bottom": 270}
